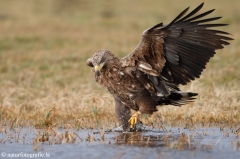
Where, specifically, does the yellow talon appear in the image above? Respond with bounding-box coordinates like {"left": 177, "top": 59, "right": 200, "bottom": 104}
{"left": 128, "top": 111, "right": 141, "bottom": 129}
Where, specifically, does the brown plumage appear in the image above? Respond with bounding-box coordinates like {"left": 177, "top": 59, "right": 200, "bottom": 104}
{"left": 87, "top": 3, "right": 232, "bottom": 129}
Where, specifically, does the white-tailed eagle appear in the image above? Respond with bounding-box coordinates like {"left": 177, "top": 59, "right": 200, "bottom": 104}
{"left": 87, "top": 3, "right": 232, "bottom": 131}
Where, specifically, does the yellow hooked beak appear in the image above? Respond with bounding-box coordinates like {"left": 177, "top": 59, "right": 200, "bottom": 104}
{"left": 94, "top": 63, "right": 104, "bottom": 76}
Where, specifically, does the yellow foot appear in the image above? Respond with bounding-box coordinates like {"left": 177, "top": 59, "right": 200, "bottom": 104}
{"left": 128, "top": 111, "right": 141, "bottom": 129}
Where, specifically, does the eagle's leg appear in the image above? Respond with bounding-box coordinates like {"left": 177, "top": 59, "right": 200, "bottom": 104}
{"left": 114, "top": 98, "right": 131, "bottom": 130}
{"left": 128, "top": 111, "right": 141, "bottom": 130}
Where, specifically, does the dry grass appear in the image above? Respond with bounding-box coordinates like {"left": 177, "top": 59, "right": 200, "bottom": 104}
{"left": 0, "top": 0, "right": 240, "bottom": 129}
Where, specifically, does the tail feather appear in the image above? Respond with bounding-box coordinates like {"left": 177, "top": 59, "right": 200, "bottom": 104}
{"left": 157, "top": 91, "right": 198, "bottom": 106}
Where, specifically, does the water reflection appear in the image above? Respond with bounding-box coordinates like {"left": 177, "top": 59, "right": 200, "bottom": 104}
{"left": 114, "top": 132, "right": 167, "bottom": 147}
{"left": 0, "top": 127, "right": 239, "bottom": 159}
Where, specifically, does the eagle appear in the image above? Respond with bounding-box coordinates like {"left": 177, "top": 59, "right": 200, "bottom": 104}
{"left": 86, "top": 3, "right": 232, "bottom": 131}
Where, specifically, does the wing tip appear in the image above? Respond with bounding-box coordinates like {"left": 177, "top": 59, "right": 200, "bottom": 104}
{"left": 199, "top": 2, "right": 204, "bottom": 9}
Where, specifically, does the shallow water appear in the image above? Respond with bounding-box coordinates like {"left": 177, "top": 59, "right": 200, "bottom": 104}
{"left": 0, "top": 126, "right": 239, "bottom": 159}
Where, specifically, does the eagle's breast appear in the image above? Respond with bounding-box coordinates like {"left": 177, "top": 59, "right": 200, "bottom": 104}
{"left": 97, "top": 58, "right": 141, "bottom": 110}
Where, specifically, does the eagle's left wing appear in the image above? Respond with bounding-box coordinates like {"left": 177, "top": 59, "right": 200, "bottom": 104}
{"left": 121, "top": 3, "right": 232, "bottom": 96}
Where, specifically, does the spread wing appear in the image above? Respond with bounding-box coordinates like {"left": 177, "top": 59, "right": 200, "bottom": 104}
{"left": 121, "top": 2, "right": 232, "bottom": 90}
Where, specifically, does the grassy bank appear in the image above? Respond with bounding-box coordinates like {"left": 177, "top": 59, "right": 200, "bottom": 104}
{"left": 0, "top": 0, "right": 239, "bottom": 129}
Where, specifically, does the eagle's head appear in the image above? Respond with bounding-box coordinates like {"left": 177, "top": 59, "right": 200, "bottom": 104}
{"left": 86, "top": 49, "right": 114, "bottom": 76}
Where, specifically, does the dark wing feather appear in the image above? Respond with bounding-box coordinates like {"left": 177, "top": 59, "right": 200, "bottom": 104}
{"left": 159, "top": 3, "right": 232, "bottom": 85}
{"left": 121, "top": 2, "right": 232, "bottom": 88}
